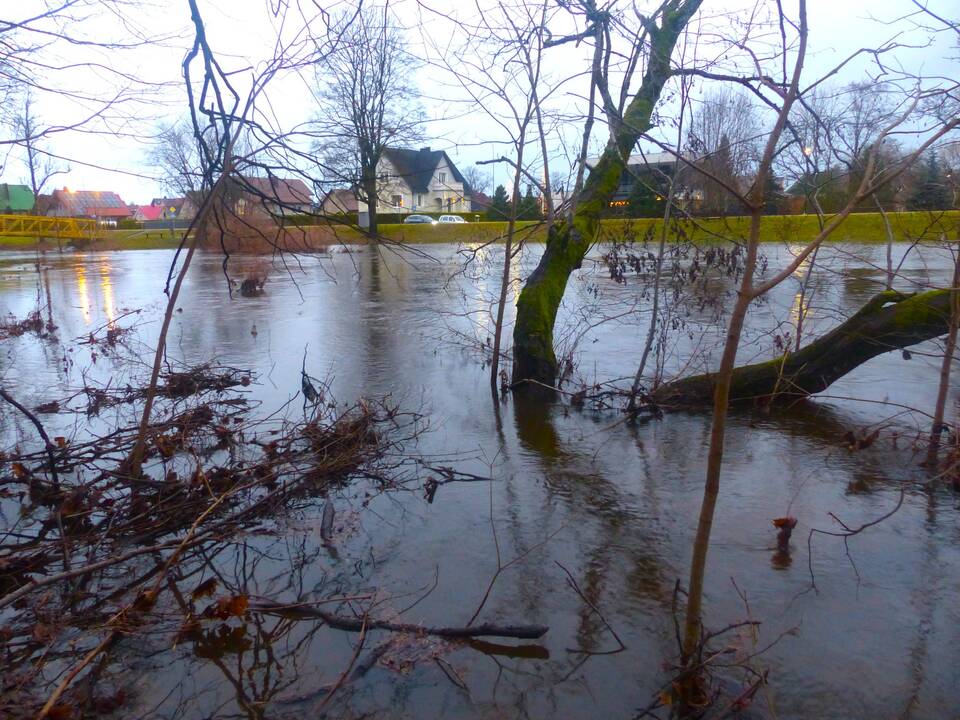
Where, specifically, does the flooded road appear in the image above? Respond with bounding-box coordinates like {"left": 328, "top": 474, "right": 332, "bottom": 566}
{"left": 1, "top": 242, "right": 958, "bottom": 719}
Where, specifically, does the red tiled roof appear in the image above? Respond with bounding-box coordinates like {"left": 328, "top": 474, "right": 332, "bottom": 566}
{"left": 240, "top": 176, "right": 312, "bottom": 206}
{"left": 87, "top": 206, "right": 129, "bottom": 218}
{"left": 136, "top": 205, "right": 165, "bottom": 221}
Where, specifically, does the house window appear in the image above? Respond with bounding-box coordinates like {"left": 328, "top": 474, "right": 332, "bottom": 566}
{"left": 436, "top": 198, "right": 443, "bottom": 207}
{"left": 379, "top": 172, "right": 389, "bottom": 183}
{"left": 438, "top": 172, "right": 447, "bottom": 184}
{"left": 392, "top": 194, "right": 403, "bottom": 207}
{"left": 417, "top": 194, "right": 423, "bottom": 207}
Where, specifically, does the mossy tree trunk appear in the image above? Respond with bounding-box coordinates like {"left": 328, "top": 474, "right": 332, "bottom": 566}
{"left": 652, "top": 289, "right": 952, "bottom": 407}
{"left": 511, "top": 0, "right": 704, "bottom": 387}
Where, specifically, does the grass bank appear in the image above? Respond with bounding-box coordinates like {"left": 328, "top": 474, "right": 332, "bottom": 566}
{"left": 370, "top": 210, "right": 960, "bottom": 245}
{"left": 0, "top": 229, "right": 186, "bottom": 252}
{"left": 3, "top": 211, "right": 956, "bottom": 251}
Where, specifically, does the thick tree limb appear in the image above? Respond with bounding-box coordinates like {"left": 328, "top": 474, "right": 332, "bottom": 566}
{"left": 653, "top": 288, "right": 951, "bottom": 407}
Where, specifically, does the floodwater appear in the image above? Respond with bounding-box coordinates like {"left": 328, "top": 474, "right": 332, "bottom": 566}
{"left": 1, "top": 242, "right": 958, "bottom": 719}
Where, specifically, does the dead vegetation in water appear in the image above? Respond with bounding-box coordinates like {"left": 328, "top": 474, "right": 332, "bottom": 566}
{"left": 0, "top": 360, "right": 549, "bottom": 718}
{"left": 231, "top": 259, "right": 269, "bottom": 297}
{"left": 0, "top": 364, "right": 416, "bottom": 716}
{"left": 0, "top": 310, "right": 55, "bottom": 340}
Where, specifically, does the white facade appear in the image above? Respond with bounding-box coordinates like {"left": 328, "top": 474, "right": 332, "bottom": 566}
{"left": 361, "top": 154, "right": 470, "bottom": 215}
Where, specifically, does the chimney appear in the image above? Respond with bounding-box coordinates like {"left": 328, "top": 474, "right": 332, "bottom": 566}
{"left": 419, "top": 146, "right": 431, "bottom": 153}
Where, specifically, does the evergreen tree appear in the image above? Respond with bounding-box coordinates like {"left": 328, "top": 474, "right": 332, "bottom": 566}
{"left": 517, "top": 185, "right": 543, "bottom": 220}
{"left": 761, "top": 173, "right": 786, "bottom": 215}
{"left": 487, "top": 184, "right": 510, "bottom": 220}
{"left": 627, "top": 173, "right": 668, "bottom": 218}
{"left": 910, "top": 152, "right": 951, "bottom": 210}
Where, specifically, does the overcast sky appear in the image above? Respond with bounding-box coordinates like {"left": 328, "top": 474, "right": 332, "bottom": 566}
{"left": 3, "top": 0, "right": 955, "bottom": 203}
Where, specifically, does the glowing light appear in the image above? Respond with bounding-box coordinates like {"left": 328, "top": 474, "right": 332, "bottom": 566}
{"left": 100, "top": 261, "right": 115, "bottom": 326}
{"left": 803, "top": 146, "right": 813, "bottom": 157}
{"left": 75, "top": 264, "right": 91, "bottom": 324}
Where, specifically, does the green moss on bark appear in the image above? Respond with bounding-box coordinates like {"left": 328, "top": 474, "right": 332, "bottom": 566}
{"left": 654, "top": 288, "right": 953, "bottom": 407}
{"left": 511, "top": 0, "right": 705, "bottom": 387}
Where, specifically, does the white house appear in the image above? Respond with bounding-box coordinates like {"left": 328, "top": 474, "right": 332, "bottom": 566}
{"left": 358, "top": 147, "right": 471, "bottom": 223}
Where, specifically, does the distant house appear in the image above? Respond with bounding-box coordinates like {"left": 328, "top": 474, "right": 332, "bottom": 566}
{"left": 0, "top": 184, "right": 35, "bottom": 213}
{"left": 150, "top": 197, "right": 197, "bottom": 220}
{"left": 469, "top": 190, "right": 491, "bottom": 214}
{"left": 369, "top": 147, "right": 471, "bottom": 216}
{"left": 35, "top": 194, "right": 55, "bottom": 216}
{"left": 133, "top": 204, "right": 165, "bottom": 222}
{"left": 233, "top": 176, "right": 313, "bottom": 217}
{"left": 320, "top": 188, "right": 360, "bottom": 215}
{"left": 48, "top": 188, "right": 130, "bottom": 222}
{"left": 593, "top": 151, "right": 703, "bottom": 214}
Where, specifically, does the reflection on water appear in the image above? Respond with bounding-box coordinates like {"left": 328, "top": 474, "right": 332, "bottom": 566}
{"left": 0, "top": 243, "right": 958, "bottom": 719}
{"left": 74, "top": 262, "right": 91, "bottom": 324}
{"left": 99, "top": 259, "right": 115, "bottom": 325}
{"left": 71, "top": 258, "right": 116, "bottom": 326}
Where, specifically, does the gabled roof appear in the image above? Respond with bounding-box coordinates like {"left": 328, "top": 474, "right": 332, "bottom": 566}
{"left": 152, "top": 197, "right": 186, "bottom": 210}
{"left": 86, "top": 206, "right": 129, "bottom": 218}
{"left": 382, "top": 147, "right": 466, "bottom": 194}
{"left": 240, "top": 176, "right": 313, "bottom": 206}
{"left": 136, "top": 204, "right": 165, "bottom": 221}
{"left": 51, "top": 189, "right": 128, "bottom": 216}
{"left": 0, "top": 183, "right": 35, "bottom": 211}
{"left": 321, "top": 188, "right": 359, "bottom": 212}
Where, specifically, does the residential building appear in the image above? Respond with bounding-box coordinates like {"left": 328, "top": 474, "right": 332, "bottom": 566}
{"left": 132, "top": 204, "right": 165, "bottom": 222}
{"left": 469, "top": 190, "right": 491, "bottom": 214}
{"left": 232, "top": 176, "right": 313, "bottom": 217}
{"left": 47, "top": 188, "right": 130, "bottom": 222}
{"left": 365, "top": 147, "right": 471, "bottom": 217}
{"left": 320, "top": 188, "right": 360, "bottom": 215}
{"left": 150, "top": 197, "right": 197, "bottom": 220}
{"left": 594, "top": 151, "right": 703, "bottom": 215}
{"left": 0, "top": 184, "right": 35, "bottom": 213}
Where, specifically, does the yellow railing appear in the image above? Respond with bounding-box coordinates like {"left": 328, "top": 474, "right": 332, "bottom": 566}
{"left": 0, "top": 214, "right": 104, "bottom": 240}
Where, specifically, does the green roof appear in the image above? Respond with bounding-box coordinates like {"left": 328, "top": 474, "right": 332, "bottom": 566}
{"left": 0, "top": 184, "right": 35, "bottom": 212}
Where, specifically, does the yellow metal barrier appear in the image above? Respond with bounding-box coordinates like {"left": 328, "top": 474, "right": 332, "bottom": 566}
{"left": 0, "top": 214, "right": 105, "bottom": 241}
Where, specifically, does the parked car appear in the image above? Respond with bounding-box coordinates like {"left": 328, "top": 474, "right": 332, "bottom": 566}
{"left": 438, "top": 215, "right": 467, "bottom": 224}
{"left": 403, "top": 214, "right": 436, "bottom": 224}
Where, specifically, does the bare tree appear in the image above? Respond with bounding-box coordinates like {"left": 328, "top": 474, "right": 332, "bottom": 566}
{"left": 511, "top": 0, "right": 705, "bottom": 387}
{"left": 461, "top": 165, "right": 491, "bottom": 195}
{"left": 687, "top": 88, "right": 761, "bottom": 214}
{"left": 147, "top": 119, "right": 203, "bottom": 198}
{"left": 0, "top": 2, "right": 162, "bottom": 162}
{"left": 9, "top": 90, "right": 67, "bottom": 204}
{"left": 310, "top": 5, "right": 424, "bottom": 238}
{"left": 648, "top": 5, "right": 960, "bottom": 700}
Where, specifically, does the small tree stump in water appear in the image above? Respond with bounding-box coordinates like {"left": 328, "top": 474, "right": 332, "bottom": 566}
{"left": 240, "top": 277, "right": 265, "bottom": 297}
{"left": 772, "top": 516, "right": 798, "bottom": 554}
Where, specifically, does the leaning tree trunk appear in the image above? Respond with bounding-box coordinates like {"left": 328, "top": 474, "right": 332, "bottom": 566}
{"left": 652, "top": 288, "right": 952, "bottom": 407}
{"left": 511, "top": 0, "right": 704, "bottom": 387}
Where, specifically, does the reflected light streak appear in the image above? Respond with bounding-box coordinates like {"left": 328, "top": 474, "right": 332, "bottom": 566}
{"left": 100, "top": 261, "right": 115, "bottom": 325}
{"left": 75, "top": 264, "right": 91, "bottom": 324}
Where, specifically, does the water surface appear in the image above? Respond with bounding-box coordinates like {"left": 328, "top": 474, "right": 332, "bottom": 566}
{"left": 0, "top": 242, "right": 957, "bottom": 719}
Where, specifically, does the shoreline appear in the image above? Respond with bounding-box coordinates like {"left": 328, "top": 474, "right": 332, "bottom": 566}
{"left": 2, "top": 210, "right": 957, "bottom": 252}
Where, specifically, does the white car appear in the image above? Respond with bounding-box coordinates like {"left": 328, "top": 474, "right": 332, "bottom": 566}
{"left": 437, "top": 214, "right": 467, "bottom": 224}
